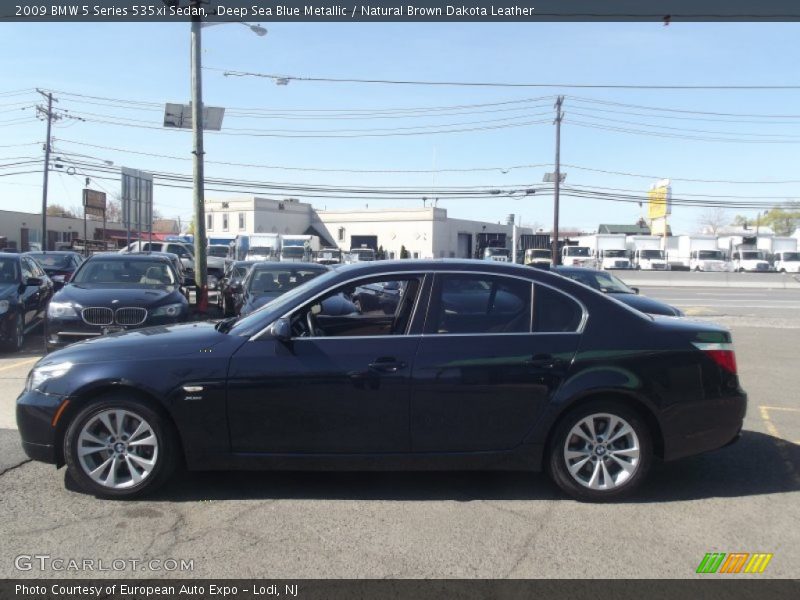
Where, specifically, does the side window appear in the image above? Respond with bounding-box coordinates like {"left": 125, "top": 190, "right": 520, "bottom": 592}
{"left": 291, "top": 276, "right": 423, "bottom": 338}
{"left": 428, "top": 274, "right": 532, "bottom": 335}
{"left": 533, "top": 284, "right": 583, "bottom": 333}
{"left": 169, "top": 244, "right": 187, "bottom": 257}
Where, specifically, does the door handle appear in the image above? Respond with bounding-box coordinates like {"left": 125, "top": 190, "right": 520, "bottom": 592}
{"left": 524, "top": 354, "right": 557, "bottom": 368}
{"left": 368, "top": 357, "right": 407, "bottom": 373}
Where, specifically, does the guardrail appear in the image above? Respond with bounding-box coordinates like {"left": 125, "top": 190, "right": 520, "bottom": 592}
{"left": 617, "top": 270, "right": 800, "bottom": 289}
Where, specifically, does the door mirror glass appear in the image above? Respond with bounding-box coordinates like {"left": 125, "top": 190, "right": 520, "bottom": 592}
{"left": 25, "top": 277, "right": 43, "bottom": 287}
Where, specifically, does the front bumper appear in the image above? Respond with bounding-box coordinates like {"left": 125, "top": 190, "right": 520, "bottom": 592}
{"left": 16, "top": 388, "right": 66, "bottom": 465}
{"left": 47, "top": 314, "right": 187, "bottom": 348}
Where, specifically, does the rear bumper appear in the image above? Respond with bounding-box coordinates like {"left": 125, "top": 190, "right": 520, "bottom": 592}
{"left": 662, "top": 391, "right": 747, "bottom": 461}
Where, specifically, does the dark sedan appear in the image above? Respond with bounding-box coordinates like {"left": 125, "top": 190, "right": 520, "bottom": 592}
{"left": 0, "top": 254, "right": 54, "bottom": 352}
{"left": 18, "top": 260, "right": 745, "bottom": 502}
{"left": 217, "top": 260, "right": 259, "bottom": 317}
{"left": 553, "top": 266, "right": 684, "bottom": 317}
{"left": 45, "top": 254, "right": 189, "bottom": 350}
{"left": 25, "top": 251, "right": 84, "bottom": 291}
{"left": 234, "top": 263, "right": 329, "bottom": 317}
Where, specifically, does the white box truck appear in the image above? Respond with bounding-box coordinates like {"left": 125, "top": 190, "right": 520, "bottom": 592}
{"left": 670, "top": 235, "right": 731, "bottom": 271}
{"left": 626, "top": 235, "right": 668, "bottom": 270}
{"left": 758, "top": 236, "right": 798, "bottom": 272}
{"left": 561, "top": 244, "right": 594, "bottom": 267}
{"left": 577, "top": 234, "right": 631, "bottom": 269}
{"left": 719, "top": 235, "right": 771, "bottom": 272}
{"left": 280, "top": 235, "right": 320, "bottom": 262}
{"left": 233, "top": 233, "right": 281, "bottom": 261}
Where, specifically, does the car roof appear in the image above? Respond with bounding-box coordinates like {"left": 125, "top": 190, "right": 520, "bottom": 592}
{"left": 25, "top": 250, "right": 81, "bottom": 256}
{"left": 86, "top": 253, "right": 171, "bottom": 263}
{"left": 329, "top": 259, "right": 567, "bottom": 282}
{"left": 251, "top": 262, "right": 329, "bottom": 271}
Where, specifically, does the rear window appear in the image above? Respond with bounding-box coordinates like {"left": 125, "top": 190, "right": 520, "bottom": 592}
{"left": 534, "top": 285, "right": 583, "bottom": 333}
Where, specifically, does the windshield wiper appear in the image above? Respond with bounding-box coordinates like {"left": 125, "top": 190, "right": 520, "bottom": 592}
{"left": 214, "top": 317, "right": 237, "bottom": 333}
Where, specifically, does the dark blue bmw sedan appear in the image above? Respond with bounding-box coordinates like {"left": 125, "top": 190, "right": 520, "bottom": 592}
{"left": 17, "top": 260, "right": 746, "bottom": 501}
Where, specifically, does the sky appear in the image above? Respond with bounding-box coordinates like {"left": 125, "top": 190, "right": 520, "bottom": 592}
{"left": 1, "top": 21, "right": 799, "bottom": 235}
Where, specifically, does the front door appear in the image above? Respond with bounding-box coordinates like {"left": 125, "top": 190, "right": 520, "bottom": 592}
{"left": 226, "top": 273, "right": 427, "bottom": 454}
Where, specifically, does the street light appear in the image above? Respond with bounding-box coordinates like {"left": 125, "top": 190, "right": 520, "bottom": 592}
{"left": 185, "top": 3, "right": 267, "bottom": 312}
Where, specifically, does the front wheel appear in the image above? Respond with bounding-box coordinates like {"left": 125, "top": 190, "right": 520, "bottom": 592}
{"left": 547, "top": 401, "right": 652, "bottom": 502}
{"left": 1, "top": 312, "right": 24, "bottom": 353}
{"left": 63, "top": 395, "right": 178, "bottom": 499}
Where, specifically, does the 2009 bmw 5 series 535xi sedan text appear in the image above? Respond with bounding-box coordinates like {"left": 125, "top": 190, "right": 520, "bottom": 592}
{"left": 17, "top": 260, "right": 747, "bottom": 501}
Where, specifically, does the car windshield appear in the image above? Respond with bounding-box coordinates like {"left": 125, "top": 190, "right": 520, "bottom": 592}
{"left": 640, "top": 250, "right": 664, "bottom": 259}
{"left": 562, "top": 270, "right": 634, "bottom": 294}
{"left": 0, "top": 258, "right": 20, "bottom": 283}
{"left": 698, "top": 250, "right": 723, "bottom": 260}
{"left": 782, "top": 252, "right": 800, "bottom": 261}
{"left": 527, "top": 249, "right": 550, "bottom": 259}
{"left": 566, "top": 247, "right": 590, "bottom": 257}
{"left": 27, "top": 253, "right": 73, "bottom": 268}
{"left": 603, "top": 249, "right": 626, "bottom": 257}
{"left": 249, "top": 247, "right": 275, "bottom": 257}
{"left": 229, "top": 268, "right": 341, "bottom": 336}
{"left": 282, "top": 247, "right": 305, "bottom": 257}
{"left": 484, "top": 248, "right": 509, "bottom": 257}
{"left": 208, "top": 246, "right": 229, "bottom": 257}
{"left": 248, "top": 267, "right": 324, "bottom": 294}
{"left": 72, "top": 259, "right": 176, "bottom": 286}
{"left": 741, "top": 251, "right": 761, "bottom": 260}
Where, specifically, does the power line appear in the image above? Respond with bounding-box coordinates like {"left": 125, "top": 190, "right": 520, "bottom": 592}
{"left": 562, "top": 164, "right": 800, "bottom": 184}
{"left": 213, "top": 68, "right": 800, "bottom": 90}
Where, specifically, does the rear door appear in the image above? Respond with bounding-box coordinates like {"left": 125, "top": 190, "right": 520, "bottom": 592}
{"left": 410, "top": 273, "right": 583, "bottom": 452}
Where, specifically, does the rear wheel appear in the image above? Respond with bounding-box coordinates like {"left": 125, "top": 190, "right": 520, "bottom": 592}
{"left": 64, "top": 395, "right": 178, "bottom": 499}
{"left": 548, "top": 401, "right": 652, "bottom": 502}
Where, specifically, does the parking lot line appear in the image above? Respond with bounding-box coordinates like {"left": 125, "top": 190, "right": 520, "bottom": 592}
{"left": 758, "top": 405, "right": 800, "bottom": 487}
{"left": 760, "top": 406, "right": 800, "bottom": 413}
{"left": 0, "top": 356, "right": 39, "bottom": 374}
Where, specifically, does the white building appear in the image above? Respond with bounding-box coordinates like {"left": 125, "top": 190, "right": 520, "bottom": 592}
{"left": 204, "top": 196, "right": 532, "bottom": 259}
{"left": 0, "top": 209, "right": 123, "bottom": 251}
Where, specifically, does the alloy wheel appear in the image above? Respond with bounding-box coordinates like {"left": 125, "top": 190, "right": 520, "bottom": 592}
{"left": 76, "top": 409, "right": 159, "bottom": 489}
{"left": 563, "top": 412, "right": 641, "bottom": 490}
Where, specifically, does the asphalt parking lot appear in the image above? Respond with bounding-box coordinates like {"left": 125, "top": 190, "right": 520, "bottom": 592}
{"left": 0, "top": 287, "right": 798, "bottom": 579}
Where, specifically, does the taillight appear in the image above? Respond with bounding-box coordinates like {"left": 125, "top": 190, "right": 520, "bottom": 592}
{"left": 693, "top": 342, "right": 738, "bottom": 374}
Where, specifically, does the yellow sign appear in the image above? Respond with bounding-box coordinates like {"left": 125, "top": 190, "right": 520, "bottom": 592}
{"left": 648, "top": 180, "right": 671, "bottom": 220}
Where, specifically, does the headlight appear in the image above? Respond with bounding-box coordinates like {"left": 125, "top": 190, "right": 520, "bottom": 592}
{"left": 0, "top": 300, "right": 9, "bottom": 315}
{"left": 152, "top": 302, "right": 185, "bottom": 317}
{"left": 25, "top": 361, "right": 73, "bottom": 392}
{"left": 47, "top": 302, "right": 79, "bottom": 318}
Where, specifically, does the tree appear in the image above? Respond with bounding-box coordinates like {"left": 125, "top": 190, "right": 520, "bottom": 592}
{"left": 761, "top": 203, "right": 800, "bottom": 236}
{"left": 731, "top": 204, "right": 800, "bottom": 236}
{"left": 184, "top": 219, "right": 195, "bottom": 236}
{"left": 698, "top": 207, "right": 729, "bottom": 235}
{"left": 105, "top": 200, "right": 122, "bottom": 223}
{"left": 399, "top": 245, "right": 410, "bottom": 259}
{"left": 46, "top": 204, "right": 77, "bottom": 218}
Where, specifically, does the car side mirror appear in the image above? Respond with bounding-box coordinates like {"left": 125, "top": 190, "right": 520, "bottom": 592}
{"left": 50, "top": 275, "right": 66, "bottom": 290}
{"left": 25, "top": 277, "right": 43, "bottom": 287}
{"left": 631, "top": 287, "right": 640, "bottom": 294}
{"left": 267, "top": 317, "right": 291, "bottom": 341}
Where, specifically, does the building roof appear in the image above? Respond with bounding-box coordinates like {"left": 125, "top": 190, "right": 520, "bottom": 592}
{"left": 598, "top": 223, "right": 651, "bottom": 235}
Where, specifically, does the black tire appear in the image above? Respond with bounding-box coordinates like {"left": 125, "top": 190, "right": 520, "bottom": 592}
{"left": 1, "top": 312, "right": 24, "bottom": 353}
{"left": 547, "top": 400, "right": 652, "bottom": 502}
{"left": 63, "top": 394, "right": 178, "bottom": 499}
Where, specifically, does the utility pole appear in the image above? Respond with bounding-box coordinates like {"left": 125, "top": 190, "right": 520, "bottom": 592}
{"left": 551, "top": 96, "right": 564, "bottom": 265}
{"left": 190, "top": 0, "right": 209, "bottom": 313}
{"left": 37, "top": 91, "right": 59, "bottom": 252}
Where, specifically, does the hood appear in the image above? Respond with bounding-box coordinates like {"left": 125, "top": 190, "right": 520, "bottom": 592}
{"left": 611, "top": 293, "right": 682, "bottom": 317}
{"left": 242, "top": 292, "right": 281, "bottom": 314}
{"left": 38, "top": 321, "right": 243, "bottom": 367}
{"left": 54, "top": 284, "right": 180, "bottom": 307}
